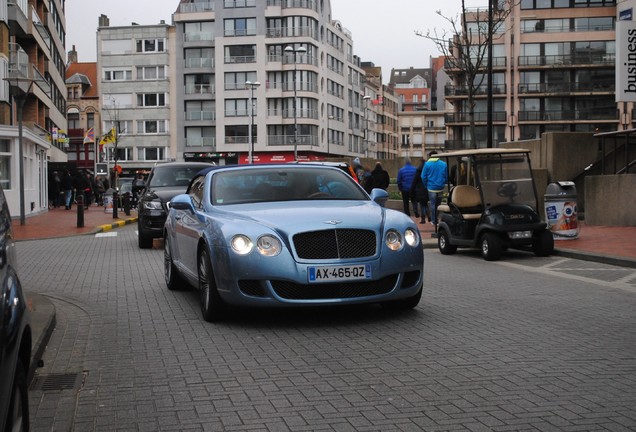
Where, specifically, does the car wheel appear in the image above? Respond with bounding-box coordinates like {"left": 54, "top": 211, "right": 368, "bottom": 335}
{"left": 481, "top": 233, "right": 503, "bottom": 261}
{"left": 384, "top": 286, "right": 422, "bottom": 311}
{"left": 438, "top": 228, "right": 457, "bottom": 255}
{"left": 533, "top": 229, "right": 554, "bottom": 257}
{"left": 138, "top": 220, "right": 153, "bottom": 249}
{"left": 198, "top": 248, "right": 227, "bottom": 322}
{"left": 5, "top": 362, "right": 29, "bottom": 432}
{"left": 164, "top": 235, "right": 184, "bottom": 291}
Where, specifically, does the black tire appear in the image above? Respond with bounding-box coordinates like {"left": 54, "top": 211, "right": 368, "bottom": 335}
{"left": 198, "top": 248, "right": 228, "bottom": 322}
{"left": 533, "top": 230, "right": 554, "bottom": 257}
{"left": 5, "top": 361, "right": 29, "bottom": 432}
{"left": 384, "top": 286, "right": 422, "bottom": 311}
{"left": 481, "top": 232, "right": 503, "bottom": 261}
{"left": 138, "top": 220, "right": 153, "bottom": 249}
{"left": 438, "top": 228, "right": 457, "bottom": 255}
{"left": 164, "top": 235, "right": 185, "bottom": 291}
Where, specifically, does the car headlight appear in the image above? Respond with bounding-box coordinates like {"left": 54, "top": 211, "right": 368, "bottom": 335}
{"left": 385, "top": 230, "right": 403, "bottom": 251}
{"left": 404, "top": 228, "right": 419, "bottom": 247}
{"left": 257, "top": 235, "right": 282, "bottom": 256}
{"left": 231, "top": 235, "right": 253, "bottom": 255}
{"left": 143, "top": 200, "right": 163, "bottom": 210}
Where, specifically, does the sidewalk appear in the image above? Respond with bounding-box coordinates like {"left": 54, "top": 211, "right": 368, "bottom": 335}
{"left": 13, "top": 206, "right": 636, "bottom": 384}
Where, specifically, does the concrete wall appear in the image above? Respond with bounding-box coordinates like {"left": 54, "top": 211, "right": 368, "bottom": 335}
{"left": 584, "top": 174, "right": 636, "bottom": 226}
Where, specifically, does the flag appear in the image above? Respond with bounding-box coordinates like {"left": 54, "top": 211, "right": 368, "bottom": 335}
{"left": 83, "top": 127, "right": 95, "bottom": 144}
{"left": 99, "top": 128, "right": 116, "bottom": 152}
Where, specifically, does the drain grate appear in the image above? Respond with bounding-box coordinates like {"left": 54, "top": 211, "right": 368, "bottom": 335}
{"left": 30, "top": 372, "right": 83, "bottom": 391}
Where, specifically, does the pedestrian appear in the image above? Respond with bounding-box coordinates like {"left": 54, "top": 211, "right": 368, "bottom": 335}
{"left": 48, "top": 171, "right": 62, "bottom": 208}
{"left": 421, "top": 150, "right": 448, "bottom": 228}
{"left": 132, "top": 173, "right": 146, "bottom": 207}
{"left": 95, "top": 176, "right": 106, "bottom": 206}
{"left": 410, "top": 158, "right": 429, "bottom": 224}
{"left": 351, "top": 157, "right": 365, "bottom": 185}
{"left": 396, "top": 157, "right": 418, "bottom": 217}
{"left": 62, "top": 170, "right": 74, "bottom": 210}
{"left": 366, "top": 161, "right": 390, "bottom": 194}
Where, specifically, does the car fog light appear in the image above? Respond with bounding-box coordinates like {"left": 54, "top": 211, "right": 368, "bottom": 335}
{"left": 257, "top": 235, "right": 282, "bottom": 256}
{"left": 405, "top": 228, "right": 419, "bottom": 247}
{"left": 386, "top": 230, "right": 403, "bottom": 251}
{"left": 231, "top": 235, "right": 253, "bottom": 255}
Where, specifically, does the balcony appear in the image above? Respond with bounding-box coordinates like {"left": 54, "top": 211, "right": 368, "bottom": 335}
{"left": 266, "top": 0, "right": 319, "bottom": 12}
{"left": 178, "top": 1, "right": 214, "bottom": 13}
{"left": 185, "top": 137, "right": 216, "bottom": 147}
{"left": 184, "top": 32, "right": 214, "bottom": 42}
{"left": 265, "top": 26, "right": 317, "bottom": 39}
{"left": 185, "top": 58, "right": 214, "bottom": 69}
{"left": 518, "top": 109, "right": 618, "bottom": 122}
{"left": 267, "top": 134, "right": 318, "bottom": 146}
{"left": 185, "top": 84, "right": 214, "bottom": 95}
{"left": 445, "top": 83, "right": 507, "bottom": 96}
{"left": 7, "top": 0, "right": 28, "bottom": 35}
{"left": 224, "top": 0, "right": 256, "bottom": 7}
{"left": 185, "top": 111, "right": 216, "bottom": 121}
{"left": 518, "top": 53, "right": 615, "bottom": 67}
{"left": 444, "top": 111, "right": 507, "bottom": 123}
{"left": 8, "top": 42, "right": 51, "bottom": 95}
{"left": 224, "top": 55, "right": 256, "bottom": 64}
{"left": 518, "top": 81, "right": 614, "bottom": 94}
{"left": 444, "top": 56, "right": 507, "bottom": 71}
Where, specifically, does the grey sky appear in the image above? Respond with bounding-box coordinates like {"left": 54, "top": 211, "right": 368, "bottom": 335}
{"left": 65, "top": 0, "right": 484, "bottom": 77}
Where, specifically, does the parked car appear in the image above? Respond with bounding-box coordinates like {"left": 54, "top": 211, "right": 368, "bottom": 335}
{"left": 164, "top": 164, "right": 424, "bottom": 322}
{"left": 0, "top": 184, "right": 31, "bottom": 431}
{"left": 138, "top": 162, "right": 215, "bottom": 248}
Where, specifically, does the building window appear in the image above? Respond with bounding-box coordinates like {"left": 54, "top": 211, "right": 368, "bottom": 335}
{"left": 103, "top": 69, "right": 132, "bottom": 81}
{"left": 68, "top": 112, "right": 80, "bottom": 129}
{"left": 224, "top": 45, "right": 256, "bottom": 63}
{"left": 137, "top": 93, "right": 167, "bottom": 107}
{"left": 137, "top": 120, "right": 167, "bottom": 134}
{"left": 224, "top": 18, "right": 257, "bottom": 36}
{"left": 0, "top": 140, "right": 11, "bottom": 190}
{"left": 136, "top": 38, "right": 166, "bottom": 53}
{"left": 104, "top": 120, "right": 133, "bottom": 135}
{"left": 137, "top": 147, "right": 166, "bottom": 161}
{"left": 225, "top": 99, "right": 248, "bottom": 117}
{"left": 87, "top": 112, "right": 95, "bottom": 129}
{"left": 136, "top": 66, "right": 166, "bottom": 80}
{"left": 224, "top": 0, "right": 256, "bottom": 8}
{"left": 224, "top": 71, "right": 257, "bottom": 90}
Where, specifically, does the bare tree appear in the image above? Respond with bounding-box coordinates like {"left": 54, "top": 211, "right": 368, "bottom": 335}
{"left": 416, "top": 0, "right": 516, "bottom": 148}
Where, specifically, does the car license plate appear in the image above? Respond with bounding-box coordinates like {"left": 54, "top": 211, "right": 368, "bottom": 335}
{"left": 308, "top": 265, "right": 371, "bottom": 283}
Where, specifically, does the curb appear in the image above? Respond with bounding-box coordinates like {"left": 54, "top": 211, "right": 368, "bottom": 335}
{"left": 27, "top": 293, "right": 56, "bottom": 384}
{"left": 97, "top": 217, "right": 138, "bottom": 233}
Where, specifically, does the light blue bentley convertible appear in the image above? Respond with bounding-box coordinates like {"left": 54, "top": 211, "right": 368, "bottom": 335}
{"left": 163, "top": 164, "right": 424, "bottom": 322}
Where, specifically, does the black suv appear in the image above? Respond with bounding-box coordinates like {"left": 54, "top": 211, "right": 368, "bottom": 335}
{"left": 138, "top": 162, "right": 214, "bottom": 248}
{"left": 0, "top": 184, "right": 31, "bottom": 431}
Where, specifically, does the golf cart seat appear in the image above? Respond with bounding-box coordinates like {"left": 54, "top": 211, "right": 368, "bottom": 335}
{"left": 439, "top": 185, "right": 483, "bottom": 220}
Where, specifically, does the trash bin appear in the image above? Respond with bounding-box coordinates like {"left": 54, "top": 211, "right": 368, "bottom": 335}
{"left": 544, "top": 181, "right": 579, "bottom": 240}
{"left": 103, "top": 188, "right": 115, "bottom": 213}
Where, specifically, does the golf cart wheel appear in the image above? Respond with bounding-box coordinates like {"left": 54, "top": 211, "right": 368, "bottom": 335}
{"left": 438, "top": 229, "right": 457, "bottom": 255}
{"left": 533, "top": 230, "right": 554, "bottom": 257}
{"left": 481, "top": 233, "right": 503, "bottom": 261}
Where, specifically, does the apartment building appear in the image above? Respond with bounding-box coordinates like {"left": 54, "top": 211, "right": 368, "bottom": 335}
{"left": 172, "top": 0, "right": 367, "bottom": 165}
{"left": 1, "top": 0, "right": 67, "bottom": 219}
{"left": 96, "top": 16, "right": 173, "bottom": 176}
{"left": 65, "top": 50, "right": 101, "bottom": 174}
{"left": 445, "top": 0, "right": 618, "bottom": 148}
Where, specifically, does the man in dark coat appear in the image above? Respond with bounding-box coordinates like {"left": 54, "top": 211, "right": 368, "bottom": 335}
{"left": 365, "top": 162, "right": 390, "bottom": 194}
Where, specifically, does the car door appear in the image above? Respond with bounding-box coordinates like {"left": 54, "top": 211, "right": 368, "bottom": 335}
{"left": 175, "top": 175, "right": 206, "bottom": 274}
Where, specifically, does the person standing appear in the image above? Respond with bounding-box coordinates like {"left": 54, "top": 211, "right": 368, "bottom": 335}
{"left": 397, "top": 158, "right": 418, "bottom": 217}
{"left": 410, "top": 158, "right": 429, "bottom": 224}
{"left": 62, "top": 170, "right": 75, "bottom": 210}
{"left": 365, "top": 161, "right": 390, "bottom": 194}
{"left": 421, "top": 151, "right": 448, "bottom": 228}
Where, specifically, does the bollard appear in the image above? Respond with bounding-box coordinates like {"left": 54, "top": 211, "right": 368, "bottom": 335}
{"left": 76, "top": 194, "right": 85, "bottom": 227}
{"left": 112, "top": 191, "right": 119, "bottom": 219}
{"left": 123, "top": 193, "right": 131, "bottom": 216}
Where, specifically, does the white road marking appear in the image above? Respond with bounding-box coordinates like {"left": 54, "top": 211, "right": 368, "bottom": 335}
{"left": 95, "top": 232, "right": 117, "bottom": 238}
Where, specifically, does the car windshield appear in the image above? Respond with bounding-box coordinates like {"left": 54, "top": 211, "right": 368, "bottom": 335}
{"left": 474, "top": 153, "right": 538, "bottom": 210}
{"left": 212, "top": 167, "right": 368, "bottom": 205}
{"left": 148, "top": 166, "right": 207, "bottom": 188}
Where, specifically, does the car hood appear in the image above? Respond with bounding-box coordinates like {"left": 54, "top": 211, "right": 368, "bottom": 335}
{"left": 144, "top": 186, "right": 187, "bottom": 202}
{"left": 220, "top": 200, "right": 387, "bottom": 234}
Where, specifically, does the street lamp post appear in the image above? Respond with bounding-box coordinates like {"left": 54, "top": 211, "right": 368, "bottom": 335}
{"left": 5, "top": 76, "right": 36, "bottom": 226}
{"left": 363, "top": 95, "right": 371, "bottom": 157}
{"left": 246, "top": 80, "right": 261, "bottom": 164}
{"left": 285, "top": 45, "right": 306, "bottom": 161}
{"left": 327, "top": 115, "right": 334, "bottom": 158}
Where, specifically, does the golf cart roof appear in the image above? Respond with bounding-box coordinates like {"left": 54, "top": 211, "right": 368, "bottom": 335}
{"left": 435, "top": 148, "right": 531, "bottom": 158}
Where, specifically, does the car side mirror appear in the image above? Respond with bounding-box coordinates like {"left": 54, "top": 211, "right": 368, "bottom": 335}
{"left": 370, "top": 188, "right": 389, "bottom": 207}
{"left": 169, "top": 194, "right": 195, "bottom": 212}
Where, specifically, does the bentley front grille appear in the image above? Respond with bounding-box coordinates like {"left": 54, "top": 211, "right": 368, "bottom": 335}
{"left": 293, "top": 229, "right": 376, "bottom": 259}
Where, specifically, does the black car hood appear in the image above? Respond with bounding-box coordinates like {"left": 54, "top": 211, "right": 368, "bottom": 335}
{"left": 143, "top": 186, "right": 187, "bottom": 202}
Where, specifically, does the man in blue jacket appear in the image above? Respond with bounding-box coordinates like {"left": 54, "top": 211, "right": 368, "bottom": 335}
{"left": 397, "top": 158, "right": 418, "bottom": 217}
{"left": 421, "top": 151, "right": 448, "bottom": 229}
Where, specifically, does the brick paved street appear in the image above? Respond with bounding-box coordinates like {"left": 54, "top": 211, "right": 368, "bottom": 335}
{"left": 17, "top": 225, "right": 636, "bottom": 431}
